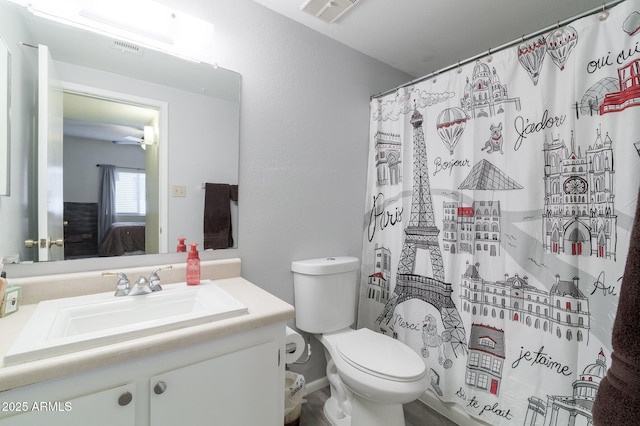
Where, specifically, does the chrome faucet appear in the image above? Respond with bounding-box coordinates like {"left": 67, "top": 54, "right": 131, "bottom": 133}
{"left": 149, "top": 266, "right": 172, "bottom": 292}
{"left": 128, "top": 275, "right": 152, "bottom": 296}
{"left": 102, "top": 272, "right": 131, "bottom": 297}
{"left": 103, "top": 265, "right": 172, "bottom": 297}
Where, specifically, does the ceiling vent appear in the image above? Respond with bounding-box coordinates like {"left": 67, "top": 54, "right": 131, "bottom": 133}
{"left": 300, "top": 0, "right": 360, "bottom": 24}
{"left": 110, "top": 39, "right": 144, "bottom": 56}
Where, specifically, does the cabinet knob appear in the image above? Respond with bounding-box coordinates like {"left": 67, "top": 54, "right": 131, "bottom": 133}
{"left": 118, "top": 391, "right": 133, "bottom": 406}
{"left": 154, "top": 381, "right": 167, "bottom": 395}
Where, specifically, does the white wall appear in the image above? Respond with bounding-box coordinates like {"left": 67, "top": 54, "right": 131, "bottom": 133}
{"left": 63, "top": 136, "right": 145, "bottom": 204}
{"left": 167, "top": 88, "right": 239, "bottom": 248}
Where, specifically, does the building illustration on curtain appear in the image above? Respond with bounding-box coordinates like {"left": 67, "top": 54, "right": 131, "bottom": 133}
{"left": 376, "top": 107, "right": 468, "bottom": 359}
{"left": 459, "top": 262, "right": 590, "bottom": 343}
{"left": 466, "top": 324, "right": 505, "bottom": 396}
{"left": 523, "top": 350, "right": 608, "bottom": 426}
{"left": 374, "top": 131, "right": 402, "bottom": 186}
{"left": 461, "top": 60, "right": 521, "bottom": 118}
{"left": 600, "top": 57, "right": 640, "bottom": 114}
{"left": 366, "top": 244, "right": 392, "bottom": 304}
{"left": 443, "top": 200, "right": 502, "bottom": 256}
{"left": 541, "top": 128, "right": 617, "bottom": 259}
{"left": 574, "top": 77, "right": 619, "bottom": 118}
{"left": 459, "top": 159, "right": 523, "bottom": 191}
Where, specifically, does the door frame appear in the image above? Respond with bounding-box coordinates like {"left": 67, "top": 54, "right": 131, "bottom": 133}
{"left": 61, "top": 81, "right": 169, "bottom": 253}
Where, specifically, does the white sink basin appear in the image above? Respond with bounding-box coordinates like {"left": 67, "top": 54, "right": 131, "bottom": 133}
{"left": 4, "top": 280, "right": 248, "bottom": 365}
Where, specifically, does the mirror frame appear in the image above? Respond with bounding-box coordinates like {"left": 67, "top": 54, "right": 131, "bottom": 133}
{"left": 0, "top": 34, "right": 10, "bottom": 196}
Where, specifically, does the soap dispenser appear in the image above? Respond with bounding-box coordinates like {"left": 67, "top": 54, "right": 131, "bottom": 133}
{"left": 177, "top": 238, "right": 187, "bottom": 252}
{"left": 186, "top": 243, "right": 200, "bottom": 285}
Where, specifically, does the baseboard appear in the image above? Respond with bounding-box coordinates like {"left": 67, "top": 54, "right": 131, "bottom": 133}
{"left": 305, "top": 376, "right": 330, "bottom": 395}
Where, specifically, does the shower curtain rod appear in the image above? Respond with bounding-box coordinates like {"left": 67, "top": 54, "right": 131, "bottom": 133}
{"left": 372, "top": 0, "right": 627, "bottom": 99}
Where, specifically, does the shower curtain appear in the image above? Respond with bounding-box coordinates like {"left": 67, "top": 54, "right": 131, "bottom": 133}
{"left": 357, "top": 2, "right": 640, "bottom": 425}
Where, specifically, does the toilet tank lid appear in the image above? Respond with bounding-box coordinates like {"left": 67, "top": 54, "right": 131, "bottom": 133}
{"left": 291, "top": 256, "right": 360, "bottom": 275}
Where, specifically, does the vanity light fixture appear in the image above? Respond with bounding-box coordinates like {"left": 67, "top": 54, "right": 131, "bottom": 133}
{"left": 79, "top": 1, "right": 174, "bottom": 46}
{"left": 24, "top": 0, "right": 215, "bottom": 64}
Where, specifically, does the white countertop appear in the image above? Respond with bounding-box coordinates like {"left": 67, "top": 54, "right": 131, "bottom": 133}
{"left": 0, "top": 260, "right": 294, "bottom": 393}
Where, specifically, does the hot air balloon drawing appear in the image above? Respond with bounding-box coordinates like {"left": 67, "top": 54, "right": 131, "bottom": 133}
{"left": 546, "top": 25, "right": 578, "bottom": 71}
{"left": 436, "top": 107, "right": 468, "bottom": 155}
{"left": 517, "top": 36, "right": 547, "bottom": 85}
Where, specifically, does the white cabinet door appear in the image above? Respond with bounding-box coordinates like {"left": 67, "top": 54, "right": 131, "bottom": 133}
{"left": 150, "top": 340, "right": 280, "bottom": 426}
{"left": 0, "top": 383, "right": 135, "bottom": 426}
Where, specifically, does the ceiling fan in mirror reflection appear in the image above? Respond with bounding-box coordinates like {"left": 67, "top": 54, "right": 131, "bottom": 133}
{"left": 111, "top": 125, "right": 156, "bottom": 151}
{"left": 9, "top": 0, "right": 216, "bottom": 65}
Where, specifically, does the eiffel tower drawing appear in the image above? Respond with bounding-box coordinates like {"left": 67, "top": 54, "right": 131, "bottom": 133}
{"left": 377, "top": 107, "right": 468, "bottom": 358}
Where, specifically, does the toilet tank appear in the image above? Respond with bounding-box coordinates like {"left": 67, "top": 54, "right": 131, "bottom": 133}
{"left": 291, "top": 256, "right": 360, "bottom": 334}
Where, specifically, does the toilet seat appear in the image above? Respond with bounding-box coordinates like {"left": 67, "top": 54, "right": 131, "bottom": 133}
{"left": 336, "top": 328, "right": 425, "bottom": 382}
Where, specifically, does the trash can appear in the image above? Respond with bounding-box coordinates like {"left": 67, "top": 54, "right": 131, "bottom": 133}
{"left": 284, "top": 371, "right": 305, "bottom": 426}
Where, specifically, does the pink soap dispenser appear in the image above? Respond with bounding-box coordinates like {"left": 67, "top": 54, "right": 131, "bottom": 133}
{"left": 177, "top": 238, "right": 187, "bottom": 252}
{"left": 186, "top": 243, "right": 200, "bottom": 285}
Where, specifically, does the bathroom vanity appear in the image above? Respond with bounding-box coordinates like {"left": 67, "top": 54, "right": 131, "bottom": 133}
{"left": 0, "top": 259, "right": 294, "bottom": 426}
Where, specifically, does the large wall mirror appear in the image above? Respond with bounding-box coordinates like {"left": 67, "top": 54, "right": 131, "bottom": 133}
{"left": 0, "top": 0, "right": 240, "bottom": 273}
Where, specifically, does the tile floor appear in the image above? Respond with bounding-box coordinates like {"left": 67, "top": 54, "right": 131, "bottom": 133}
{"left": 298, "top": 386, "right": 459, "bottom": 426}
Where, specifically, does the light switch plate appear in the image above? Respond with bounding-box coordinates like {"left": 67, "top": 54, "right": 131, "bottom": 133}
{"left": 171, "top": 185, "right": 187, "bottom": 197}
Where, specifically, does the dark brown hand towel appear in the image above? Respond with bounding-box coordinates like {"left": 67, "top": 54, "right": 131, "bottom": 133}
{"left": 203, "top": 183, "right": 238, "bottom": 250}
{"left": 593, "top": 185, "right": 640, "bottom": 425}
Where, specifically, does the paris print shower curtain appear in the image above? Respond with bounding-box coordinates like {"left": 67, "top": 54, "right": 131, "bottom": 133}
{"left": 357, "top": 1, "right": 640, "bottom": 425}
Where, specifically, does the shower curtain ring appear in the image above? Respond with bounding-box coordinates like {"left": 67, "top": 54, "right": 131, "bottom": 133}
{"left": 599, "top": 4, "right": 609, "bottom": 21}
{"left": 487, "top": 48, "right": 493, "bottom": 62}
{"left": 519, "top": 35, "right": 527, "bottom": 52}
{"left": 554, "top": 21, "right": 564, "bottom": 37}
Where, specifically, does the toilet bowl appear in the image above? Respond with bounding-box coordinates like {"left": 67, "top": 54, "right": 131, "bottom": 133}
{"left": 319, "top": 328, "right": 428, "bottom": 426}
{"left": 291, "top": 256, "right": 428, "bottom": 426}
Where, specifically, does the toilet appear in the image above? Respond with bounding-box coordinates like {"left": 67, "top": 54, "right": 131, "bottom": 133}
{"left": 291, "top": 256, "right": 428, "bottom": 426}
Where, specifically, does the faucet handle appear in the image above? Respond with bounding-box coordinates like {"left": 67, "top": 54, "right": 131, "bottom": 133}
{"left": 102, "top": 272, "right": 130, "bottom": 297}
{"left": 149, "top": 265, "right": 172, "bottom": 292}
